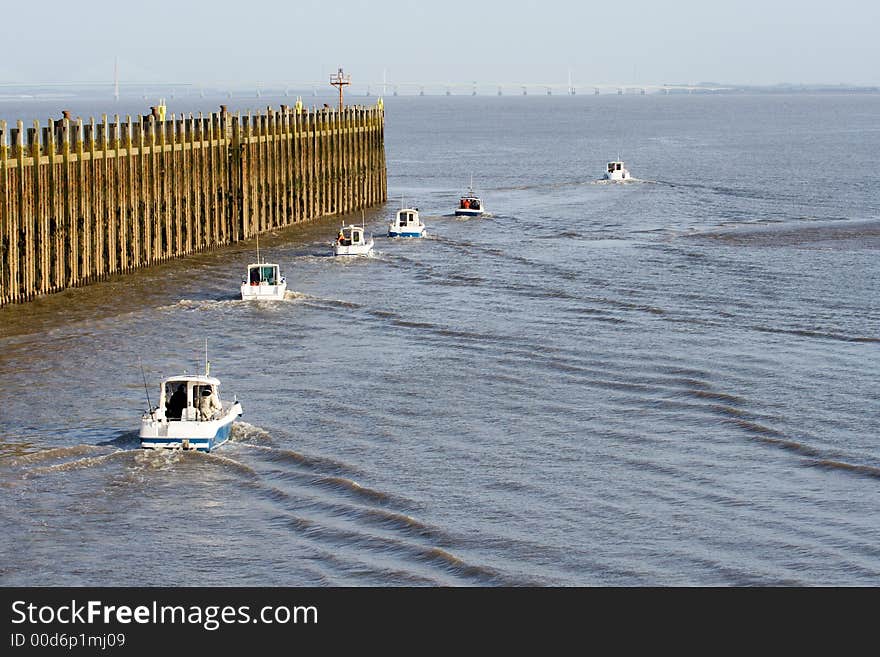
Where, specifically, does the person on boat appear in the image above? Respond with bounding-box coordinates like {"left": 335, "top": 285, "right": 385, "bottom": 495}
{"left": 471, "top": 199, "right": 480, "bottom": 210}
{"left": 198, "top": 387, "right": 222, "bottom": 421}
{"left": 462, "top": 198, "right": 470, "bottom": 209}
{"left": 249, "top": 267, "right": 260, "bottom": 285}
{"left": 166, "top": 384, "right": 187, "bottom": 420}
{"left": 337, "top": 230, "right": 350, "bottom": 246}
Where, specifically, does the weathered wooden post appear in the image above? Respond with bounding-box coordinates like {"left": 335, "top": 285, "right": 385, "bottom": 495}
{"left": 74, "top": 119, "right": 86, "bottom": 283}
{"left": 241, "top": 113, "right": 252, "bottom": 240}
{"left": 230, "top": 112, "right": 242, "bottom": 243}
{"left": 47, "top": 119, "right": 60, "bottom": 293}
{"left": 0, "top": 120, "right": 9, "bottom": 304}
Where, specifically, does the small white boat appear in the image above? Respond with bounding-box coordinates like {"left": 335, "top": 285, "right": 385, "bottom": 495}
{"left": 332, "top": 218, "right": 374, "bottom": 256}
{"left": 240, "top": 233, "right": 287, "bottom": 300}
{"left": 241, "top": 262, "right": 287, "bottom": 300}
{"left": 388, "top": 207, "right": 426, "bottom": 238}
{"left": 139, "top": 360, "right": 242, "bottom": 453}
{"left": 455, "top": 177, "right": 485, "bottom": 217}
{"left": 603, "top": 160, "right": 631, "bottom": 181}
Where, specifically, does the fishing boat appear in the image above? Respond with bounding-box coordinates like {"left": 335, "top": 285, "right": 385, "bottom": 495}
{"left": 240, "top": 234, "right": 287, "bottom": 300}
{"left": 241, "top": 262, "right": 286, "bottom": 300}
{"left": 388, "top": 206, "right": 426, "bottom": 238}
{"left": 139, "top": 350, "right": 242, "bottom": 453}
{"left": 455, "top": 177, "right": 485, "bottom": 216}
{"left": 603, "top": 160, "right": 631, "bottom": 181}
{"left": 332, "top": 215, "right": 374, "bottom": 256}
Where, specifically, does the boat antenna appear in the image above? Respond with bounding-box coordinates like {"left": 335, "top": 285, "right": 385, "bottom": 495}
{"left": 256, "top": 231, "right": 261, "bottom": 264}
{"left": 204, "top": 339, "right": 210, "bottom": 377}
{"left": 361, "top": 209, "right": 365, "bottom": 228}
{"left": 138, "top": 356, "right": 154, "bottom": 415}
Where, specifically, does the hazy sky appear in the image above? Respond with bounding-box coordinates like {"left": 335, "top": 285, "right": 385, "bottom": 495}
{"left": 1, "top": 0, "right": 878, "bottom": 87}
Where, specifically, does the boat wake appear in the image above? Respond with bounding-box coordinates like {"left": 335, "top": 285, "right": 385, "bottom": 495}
{"left": 230, "top": 420, "right": 273, "bottom": 444}
{"left": 451, "top": 212, "right": 495, "bottom": 221}
{"left": 592, "top": 177, "right": 652, "bottom": 185}
{"left": 688, "top": 218, "right": 880, "bottom": 250}
{"left": 220, "top": 443, "right": 517, "bottom": 584}
{"left": 1, "top": 443, "right": 109, "bottom": 468}
{"left": 21, "top": 449, "right": 130, "bottom": 476}
{"left": 285, "top": 291, "right": 363, "bottom": 309}
{"left": 158, "top": 298, "right": 245, "bottom": 311}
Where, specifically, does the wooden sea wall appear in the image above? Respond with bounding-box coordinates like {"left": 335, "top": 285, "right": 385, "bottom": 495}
{"left": 0, "top": 105, "right": 387, "bottom": 306}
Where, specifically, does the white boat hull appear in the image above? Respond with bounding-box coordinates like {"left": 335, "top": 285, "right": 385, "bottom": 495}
{"left": 603, "top": 170, "right": 631, "bottom": 181}
{"left": 333, "top": 238, "right": 375, "bottom": 256}
{"left": 240, "top": 281, "right": 287, "bottom": 300}
{"left": 388, "top": 224, "right": 426, "bottom": 237}
{"left": 454, "top": 208, "right": 485, "bottom": 217}
{"left": 140, "top": 402, "right": 243, "bottom": 452}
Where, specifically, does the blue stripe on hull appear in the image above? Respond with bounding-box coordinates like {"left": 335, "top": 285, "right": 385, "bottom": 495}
{"left": 388, "top": 232, "right": 424, "bottom": 237}
{"left": 141, "top": 421, "right": 234, "bottom": 453}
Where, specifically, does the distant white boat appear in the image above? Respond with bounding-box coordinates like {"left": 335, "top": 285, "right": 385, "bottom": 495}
{"left": 139, "top": 351, "right": 242, "bottom": 453}
{"left": 240, "top": 234, "right": 287, "bottom": 300}
{"left": 603, "top": 160, "right": 631, "bottom": 181}
{"left": 388, "top": 206, "right": 426, "bottom": 238}
{"left": 332, "top": 216, "right": 374, "bottom": 256}
{"left": 455, "top": 176, "right": 486, "bottom": 217}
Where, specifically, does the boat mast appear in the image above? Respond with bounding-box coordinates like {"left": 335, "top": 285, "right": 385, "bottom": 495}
{"left": 138, "top": 356, "right": 153, "bottom": 415}
{"left": 204, "top": 339, "right": 210, "bottom": 376}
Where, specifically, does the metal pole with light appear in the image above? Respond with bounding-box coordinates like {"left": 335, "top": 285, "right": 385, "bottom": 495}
{"left": 330, "top": 67, "right": 352, "bottom": 110}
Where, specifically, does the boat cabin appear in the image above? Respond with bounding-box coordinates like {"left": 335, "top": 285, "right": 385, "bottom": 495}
{"left": 607, "top": 161, "right": 625, "bottom": 174}
{"left": 160, "top": 375, "right": 223, "bottom": 422}
{"left": 336, "top": 224, "right": 366, "bottom": 247}
{"left": 245, "top": 263, "right": 281, "bottom": 286}
{"left": 459, "top": 196, "right": 481, "bottom": 211}
{"left": 396, "top": 208, "right": 420, "bottom": 229}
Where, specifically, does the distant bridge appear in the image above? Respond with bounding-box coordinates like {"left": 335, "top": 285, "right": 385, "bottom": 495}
{"left": 351, "top": 82, "right": 731, "bottom": 97}
{"left": 0, "top": 80, "right": 732, "bottom": 99}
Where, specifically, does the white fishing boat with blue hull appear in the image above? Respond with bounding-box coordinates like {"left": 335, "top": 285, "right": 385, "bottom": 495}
{"left": 388, "top": 207, "right": 426, "bottom": 238}
{"left": 455, "top": 177, "right": 485, "bottom": 217}
{"left": 139, "top": 373, "right": 242, "bottom": 453}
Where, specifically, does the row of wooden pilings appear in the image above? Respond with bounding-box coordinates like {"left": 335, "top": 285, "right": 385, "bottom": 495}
{"left": 0, "top": 104, "right": 387, "bottom": 306}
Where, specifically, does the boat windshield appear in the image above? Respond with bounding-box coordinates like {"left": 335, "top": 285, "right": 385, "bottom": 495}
{"left": 249, "top": 265, "right": 277, "bottom": 284}
{"left": 164, "top": 381, "right": 189, "bottom": 420}
{"left": 162, "top": 380, "right": 223, "bottom": 421}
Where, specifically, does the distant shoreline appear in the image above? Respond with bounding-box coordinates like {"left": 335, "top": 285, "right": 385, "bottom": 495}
{"left": 1, "top": 83, "right": 879, "bottom": 100}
